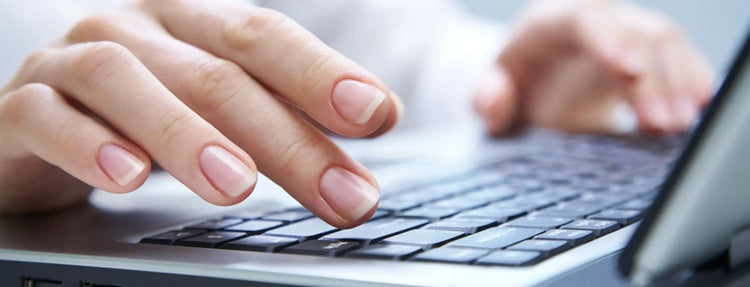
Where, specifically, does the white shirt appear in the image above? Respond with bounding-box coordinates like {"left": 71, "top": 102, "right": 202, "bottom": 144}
{"left": 0, "top": 0, "right": 505, "bottom": 127}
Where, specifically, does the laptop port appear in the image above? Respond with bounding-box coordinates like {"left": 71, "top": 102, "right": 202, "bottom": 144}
{"left": 21, "top": 277, "right": 62, "bottom": 287}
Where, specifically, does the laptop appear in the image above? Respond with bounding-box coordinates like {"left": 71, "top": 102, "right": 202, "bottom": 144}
{"left": 2, "top": 30, "right": 750, "bottom": 287}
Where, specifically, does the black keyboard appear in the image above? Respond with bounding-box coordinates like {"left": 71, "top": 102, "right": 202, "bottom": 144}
{"left": 140, "top": 133, "right": 683, "bottom": 267}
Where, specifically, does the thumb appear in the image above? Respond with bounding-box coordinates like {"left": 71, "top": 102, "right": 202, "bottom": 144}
{"left": 473, "top": 64, "right": 519, "bottom": 136}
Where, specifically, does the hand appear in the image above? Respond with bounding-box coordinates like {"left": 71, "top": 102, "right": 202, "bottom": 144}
{"left": 474, "top": 0, "right": 714, "bottom": 135}
{"left": 0, "top": 0, "right": 403, "bottom": 228}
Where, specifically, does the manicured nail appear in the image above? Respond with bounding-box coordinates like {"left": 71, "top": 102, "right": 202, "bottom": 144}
{"left": 320, "top": 166, "right": 379, "bottom": 222}
{"left": 98, "top": 144, "right": 146, "bottom": 186}
{"left": 609, "top": 102, "right": 638, "bottom": 134}
{"left": 199, "top": 145, "right": 256, "bottom": 197}
{"left": 332, "top": 79, "right": 386, "bottom": 124}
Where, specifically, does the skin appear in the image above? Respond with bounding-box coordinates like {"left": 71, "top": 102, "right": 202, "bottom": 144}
{"left": 0, "top": 0, "right": 713, "bottom": 228}
{"left": 474, "top": 0, "right": 713, "bottom": 135}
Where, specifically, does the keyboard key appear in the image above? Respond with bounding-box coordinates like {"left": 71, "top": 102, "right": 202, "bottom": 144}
{"left": 265, "top": 218, "right": 337, "bottom": 240}
{"left": 448, "top": 227, "right": 544, "bottom": 250}
{"left": 222, "top": 235, "right": 299, "bottom": 252}
{"left": 176, "top": 231, "right": 246, "bottom": 248}
{"left": 561, "top": 219, "right": 619, "bottom": 236}
{"left": 535, "top": 203, "right": 601, "bottom": 218}
{"left": 383, "top": 229, "right": 463, "bottom": 248}
{"left": 262, "top": 211, "right": 313, "bottom": 222}
{"left": 425, "top": 198, "right": 488, "bottom": 210}
{"left": 588, "top": 209, "right": 643, "bottom": 225}
{"left": 617, "top": 199, "right": 652, "bottom": 210}
{"left": 141, "top": 230, "right": 204, "bottom": 245}
{"left": 568, "top": 193, "right": 631, "bottom": 208}
{"left": 283, "top": 240, "right": 359, "bottom": 257}
{"left": 391, "top": 190, "right": 451, "bottom": 204}
{"left": 475, "top": 250, "right": 542, "bottom": 266}
{"left": 455, "top": 207, "right": 525, "bottom": 222}
{"left": 491, "top": 197, "right": 555, "bottom": 212}
{"left": 399, "top": 207, "right": 459, "bottom": 221}
{"left": 423, "top": 218, "right": 496, "bottom": 234}
{"left": 321, "top": 218, "right": 428, "bottom": 244}
{"left": 507, "top": 178, "right": 545, "bottom": 192}
{"left": 185, "top": 218, "right": 243, "bottom": 230}
{"left": 378, "top": 199, "right": 421, "bottom": 212}
{"left": 368, "top": 210, "right": 389, "bottom": 221}
{"left": 412, "top": 247, "right": 489, "bottom": 264}
{"left": 536, "top": 229, "right": 594, "bottom": 246}
{"left": 508, "top": 239, "right": 569, "bottom": 256}
{"left": 462, "top": 186, "right": 517, "bottom": 202}
{"left": 348, "top": 244, "right": 422, "bottom": 260}
{"left": 504, "top": 216, "right": 572, "bottom": 229}
{"left": 223, "top": 210, "right": 266, "bottom": 220}
{"left": 224, "top": 220, "right": 283, "bottom": 234}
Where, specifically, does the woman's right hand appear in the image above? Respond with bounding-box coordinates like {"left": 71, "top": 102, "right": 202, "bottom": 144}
{"left": 0, "top": 0, "right": 402, "bottom": 228}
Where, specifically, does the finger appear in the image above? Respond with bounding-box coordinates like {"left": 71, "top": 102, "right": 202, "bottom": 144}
{"left": 679, "top": 43, "right": 715, "bottom": 107}
{"left": 658, "top": 35, "right": 700, "bottom": 130}
{"left": 574, "top": 1, "right": 643, "bottom": 79}
{"left": 0, "top": 83, "right": 150, "bottom": 193}
{"left": 18, "top": 42, "right": 258, "bottom": 206}
{"left": 629, "top": 40, "right": 681, "bottom": 134}
{"left": 65, "top": 13, "right": 379, "bottom": 228}
{"left": 366, "top": 93, "right": 403, "bottom": 138}
{"left": 473, "top": 64, "right": 518, "bottom": 135}
{"left": 141, "top": 0, "right": 397, "bottom": 138}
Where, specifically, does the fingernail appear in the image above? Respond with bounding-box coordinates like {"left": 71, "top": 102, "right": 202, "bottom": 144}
{"left": 200, "top": 145, "right": 256, "bottom": 197}
{"left": 674, "top": 98, "right": 698, "bottom": 128}
{"left": 320, "top": 166, "right": 379, "bottom": 222}
{"left": 609, "top": 102, "right": 639, "bottom": 134}
{"left": 98, "top": 144, "right": 145, "bottom": 186}
{"left": 332, "top": 79, "right": 386, "bottom": 124}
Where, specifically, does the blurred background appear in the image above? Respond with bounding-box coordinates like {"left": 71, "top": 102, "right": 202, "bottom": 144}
{"left": 1, "top": 1, "right": 749, "bottom": 85}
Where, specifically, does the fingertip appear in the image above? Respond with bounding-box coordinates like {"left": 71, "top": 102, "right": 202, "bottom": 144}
{"left": 473, "top": 65, "right": 519, "bottom": 135}
{"left": 94, "top": 142, "right": 152, "bottom": 194}
{"left": 330, "top": 79, "right": 391, "bottom": 137}
{"left": 607, "top": 101, "right": 639, "bottom": 134}
{"left": 199, "top": 145, "right": 258, "bottom": 201}
{"left": 319, "top": 166, "right": 380, "bottom": 225}
{"left": 365, "top": 91, "right": 403, "bottom": 138}
{"left": 673, "top": 98, "right": 698, "bottom": 130}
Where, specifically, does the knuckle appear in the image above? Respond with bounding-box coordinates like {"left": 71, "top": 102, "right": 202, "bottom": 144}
{"left": 22, "top": 48, "right": 55, "bottom": 71}
{"left": 222, "top": 8, "right": 287, "bottom": 51}
{"left": 298, "top": 52, "right": 337, "bottom": 95}
{"left": 276, "top": 131, "right": 326, "bottom": 176}
{"left": 52, "top": 116, "right": 87, "bottom": 153}
{"left": 155, "top": 110, "right": 198, "bottom": 148}
{"left": 67, "top": 13, "right": 124, "bottom": 42}
{"left": 188, "top": 59, "right": 247, "bottom": 111}
{"left": 69, "top": 41, "right": 131, "bottom": 88}
{"left": 0, "top": 84, "right": 55, "bottom": 128}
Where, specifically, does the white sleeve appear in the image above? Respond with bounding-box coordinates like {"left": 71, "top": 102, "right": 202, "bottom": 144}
{"left": 257, "top": 0, "right": 507, "bottom": 127}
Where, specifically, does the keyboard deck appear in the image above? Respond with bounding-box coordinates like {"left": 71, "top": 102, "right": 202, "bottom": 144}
{"left": 140, "top": 133, "right": 682, "bottom": 267}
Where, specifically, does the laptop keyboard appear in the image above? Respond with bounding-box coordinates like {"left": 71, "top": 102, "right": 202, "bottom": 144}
{"left": 140, "top": 133, "right": 683, "bottom": 266}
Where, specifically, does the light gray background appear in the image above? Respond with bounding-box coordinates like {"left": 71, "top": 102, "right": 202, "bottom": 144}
{"left": 462, "top": 1, "right": 750, "bottom": 74}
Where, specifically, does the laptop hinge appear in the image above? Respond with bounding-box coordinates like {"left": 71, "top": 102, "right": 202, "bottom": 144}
{"left": 729, "top": 226, "right": 750, "bottom": 269}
